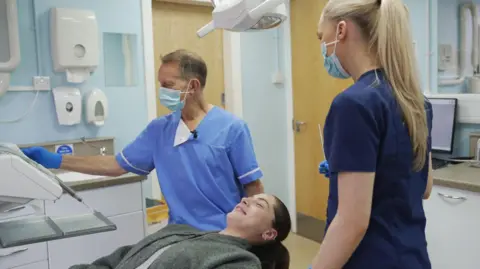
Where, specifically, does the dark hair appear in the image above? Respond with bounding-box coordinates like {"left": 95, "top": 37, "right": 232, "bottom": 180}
{"left": 250, "top": 196, "right": 292, "bottom": 269}
{"left": 161, "top": 49, "right": 207, "bottom": 88}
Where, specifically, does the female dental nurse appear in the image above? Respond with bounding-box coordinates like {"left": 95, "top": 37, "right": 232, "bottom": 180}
{"left": 312, "top": 0, "right": 434, "bottom": 268}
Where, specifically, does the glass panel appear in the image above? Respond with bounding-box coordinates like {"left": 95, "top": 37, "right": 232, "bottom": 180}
{"left": 103, "top": 33, "right": 138, "bottom": 87}
{"left": 51, "top": 211, "right": 116, "bottom": 237}
{"left": 0, "top": 212, "right": 116, "bottom": 248}
{"left": 0, "top": 216, "right": 62, "bottom": 248}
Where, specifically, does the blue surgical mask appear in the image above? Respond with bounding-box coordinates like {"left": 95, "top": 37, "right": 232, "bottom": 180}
{"left": 321, "top": 29, "right": 350, "bottom": 79}
{"left": 158, "top": 87, "right": 188, "bottom": 112}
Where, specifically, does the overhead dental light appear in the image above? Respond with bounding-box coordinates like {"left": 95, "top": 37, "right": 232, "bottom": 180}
{"left": 197, "top": 0, "right": 287, "bottom": 38}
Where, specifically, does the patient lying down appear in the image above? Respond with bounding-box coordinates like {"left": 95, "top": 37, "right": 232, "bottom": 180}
{"left": 70, "top": 194, "right": 291, "bottom": 269}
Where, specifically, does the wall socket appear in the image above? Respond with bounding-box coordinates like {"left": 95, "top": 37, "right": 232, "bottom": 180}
{"left": 469, "top": 132, "right": 480, "bottom": 157}
{"left": 33, "top": 76, "right": 51, "bottom": 91}
{"left": 438, "top": 44, "right": 453, "bottom": 71}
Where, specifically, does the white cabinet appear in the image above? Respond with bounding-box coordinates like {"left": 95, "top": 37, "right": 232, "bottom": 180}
{"left": 44, "top": 181, "right": 145, "bottom": 269}
{"left": 47, "top": 211, "right": 145, "bottom": 269}
{"left": 0, "top": 181, "right": 145, "bottom": 269}
{"left": 0, "top": 200, "right": 44, "bottom": 221}
{"left": 0, "top": 243, "right": 48, "bottom": 269}
{"left": 44, "top": 182, "right": 143, "bottom": 218}
{"left": 424, "top": 185, "right": 480, "bottom": 269}
{"left": 11, "top": 260, "right": 48, "bottom": 269}
{"left": 0, "top": 202, "right": 48, "bottom": 269}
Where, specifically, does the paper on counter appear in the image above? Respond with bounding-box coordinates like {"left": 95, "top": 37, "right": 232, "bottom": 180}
{"left": 56, "top": 172, "right": 105, "bottom": 182}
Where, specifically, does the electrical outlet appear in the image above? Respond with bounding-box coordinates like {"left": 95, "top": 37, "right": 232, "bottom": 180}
{"left": 438, "top": 44, "right": 453, "bottom": 71}
{"left": 469, "top": 133, "right": 480, "bottom": 157}
{"left": 33, "top": 76, "right": 51, "bottom": 91}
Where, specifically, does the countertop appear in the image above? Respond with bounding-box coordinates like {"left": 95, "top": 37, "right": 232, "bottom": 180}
{"left": 53, "top": 170, "right": 146, "bottom": 192}
{"left": 433, "top": 163, "right": 480, "bottom": 193}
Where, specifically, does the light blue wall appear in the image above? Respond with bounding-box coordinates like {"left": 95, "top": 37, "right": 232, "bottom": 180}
{"left": 379, "top": 0, "right": 479, "bottom": 156}
{"left": 432, "top": 0, "right": 480, "bottom": 155}
{"left": 240, "top": 27, "right": 290, "bottom": 204}
{"left": 0, "top": 0, "right": 152, "bottom": 195}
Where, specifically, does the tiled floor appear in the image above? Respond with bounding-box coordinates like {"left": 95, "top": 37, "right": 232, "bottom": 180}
{"left": 283, "top": 232, "right": 320, "bottom": 268}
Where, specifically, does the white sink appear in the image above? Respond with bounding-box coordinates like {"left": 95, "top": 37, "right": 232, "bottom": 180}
{"left": 56, "top": 172, "right": 106, "bottom": 182}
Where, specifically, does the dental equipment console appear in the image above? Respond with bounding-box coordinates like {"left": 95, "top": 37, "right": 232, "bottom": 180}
{"left": 0, "top": 143, "right": 116, "bottom": 248}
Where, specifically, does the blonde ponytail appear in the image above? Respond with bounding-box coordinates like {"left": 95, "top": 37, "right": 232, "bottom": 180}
{"left": 322, "top": 0, "right": 428, "bottom": 171}
{"left": 375, "top": 0, "right": 428, "bottom": 171}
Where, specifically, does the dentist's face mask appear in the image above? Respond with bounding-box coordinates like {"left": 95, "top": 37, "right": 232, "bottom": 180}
{"left": 158, "top": 81, "right": 192, "bottom": 112}
{"left": 321, "top": 25, "right": 350, "bottom": 79}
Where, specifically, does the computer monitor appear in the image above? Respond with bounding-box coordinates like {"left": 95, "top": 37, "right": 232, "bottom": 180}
{"left": 430, "top": 98, "right": 457, "bottom": 154}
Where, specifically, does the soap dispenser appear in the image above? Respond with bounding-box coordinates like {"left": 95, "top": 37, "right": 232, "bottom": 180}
{"left": 85, "top": 88, "right": 108, "bottom": 126}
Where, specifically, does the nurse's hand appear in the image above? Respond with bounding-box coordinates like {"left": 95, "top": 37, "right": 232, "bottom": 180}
{"left": 319, "top": 160, "right": 330, "bottom": 178}
{"left": 22, "top": 147, "right": 62, "bottom": 169}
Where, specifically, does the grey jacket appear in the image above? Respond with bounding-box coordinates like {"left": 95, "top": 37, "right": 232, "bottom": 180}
{"left": 69, "top": 224, "right": 261, "bottom": 269}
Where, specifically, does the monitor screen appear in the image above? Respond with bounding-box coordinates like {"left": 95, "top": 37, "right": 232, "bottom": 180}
{"left": 430, "top": 98, "right": 457, "bottom": 153}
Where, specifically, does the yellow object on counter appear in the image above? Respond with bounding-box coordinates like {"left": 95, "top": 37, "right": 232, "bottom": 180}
{"left": 146, "top": 199, "right": 169, "bottom": 225}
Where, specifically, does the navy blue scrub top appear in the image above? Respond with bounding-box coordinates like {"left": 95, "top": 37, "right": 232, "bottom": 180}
{"left": 323, "top": 69, "right": 433, "bottom": 269}
{"left": 115, "top": 107, "right": 263, "bottom": 231}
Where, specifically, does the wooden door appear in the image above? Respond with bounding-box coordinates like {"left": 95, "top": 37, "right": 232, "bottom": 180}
{"left": 152, "top": 1, "right": 225, "bottom": 117}
{"left": 291, "top": 0, "right": 353, "bottom": 220}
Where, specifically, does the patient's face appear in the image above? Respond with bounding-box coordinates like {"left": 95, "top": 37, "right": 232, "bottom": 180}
{"left": 227, "top": 194, "right": 278, "bottom": 242}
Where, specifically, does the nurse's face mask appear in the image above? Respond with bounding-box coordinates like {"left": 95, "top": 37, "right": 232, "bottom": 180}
{"left": 321, "top": 23, "right": 350, "bottom": 79}
{"left": 158, "top": 80, "right": 193, "bottom": 112}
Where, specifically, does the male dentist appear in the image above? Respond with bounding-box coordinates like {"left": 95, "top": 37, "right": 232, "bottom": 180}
{"left": 22, "top": 49, "right": 264, "bottom": 231}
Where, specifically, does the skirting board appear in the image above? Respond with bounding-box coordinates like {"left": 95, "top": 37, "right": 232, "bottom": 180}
{"left": 425, "top": 93, "right": 480, "bottom": 124}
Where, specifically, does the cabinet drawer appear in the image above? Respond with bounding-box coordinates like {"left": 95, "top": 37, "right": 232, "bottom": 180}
{"left": 0, "top": 243, "right": 47, "bottom": 269}
{"left": 48, "top": 211, "right": 145, "bottom": 269}
{"left": 45, "top": 182, "right": 143, "bottom": 217}
{"left": 424, "top": 185, "right": 480, "bottom": 269}
{"left": 11, "top": 260, "right": 48, "bottom": 269}
{"left": 0, "top": 200, "right": 45, "bottom": 221}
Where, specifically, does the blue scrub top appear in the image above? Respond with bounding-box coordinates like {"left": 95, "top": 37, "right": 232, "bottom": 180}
{"left": 323, "top": 69, "right": 433, "bottom": 269}
{"left": 115, "top": 106, "right": 263, "bottom": 231}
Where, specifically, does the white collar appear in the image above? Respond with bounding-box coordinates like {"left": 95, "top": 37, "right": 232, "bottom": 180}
{"left": 174, "top": 120, "right": 191, "bottom": 147}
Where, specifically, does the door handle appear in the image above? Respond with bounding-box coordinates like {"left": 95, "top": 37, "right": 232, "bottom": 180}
{"left": 293, "top": 120, "right": 306, "bottom": 132}
{"left": 437, "top": 192, "right": 467, "bottom": 200}
{"left": 0, "top": 247, "right": 28, "bottom": 257}
{"left": 3, "top": 205, "right": 26, "bottom": 213}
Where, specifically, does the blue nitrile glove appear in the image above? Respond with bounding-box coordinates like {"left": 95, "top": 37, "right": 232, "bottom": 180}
{"left": 21, "top": 147, "right": 63, "bottom": 169}
{"left": 318, "top": 160, "right": 330, "bottom": 178}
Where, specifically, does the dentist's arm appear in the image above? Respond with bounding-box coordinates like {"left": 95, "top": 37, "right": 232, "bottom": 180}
{"left": 61, "top": 155, "right": 126, "bottom": 176}
{"left": 21, "top": 147, "right": 125, "bottom": 176}
{"left": 22, "top": 121, "right": 158, "bottom": 177}
{"left": 311, "top": 172, "right": 374, "bottom": 268}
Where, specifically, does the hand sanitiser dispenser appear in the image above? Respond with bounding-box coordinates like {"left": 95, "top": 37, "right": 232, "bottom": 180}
{"left": 85, "top": 88, "right": 108, "bottom": 126}
{"left": 50, "top": 8, "right": 99, "bottom": 83}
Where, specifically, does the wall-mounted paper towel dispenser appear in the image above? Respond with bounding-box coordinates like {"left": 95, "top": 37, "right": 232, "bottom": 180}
{"left": 50, "top": 8, "right": 99, "bottom": 84}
